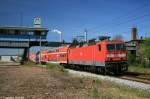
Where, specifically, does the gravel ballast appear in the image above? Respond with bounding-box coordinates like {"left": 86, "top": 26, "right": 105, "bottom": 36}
{"left": 67, "top": 69, "right": 150, "bottom": 92}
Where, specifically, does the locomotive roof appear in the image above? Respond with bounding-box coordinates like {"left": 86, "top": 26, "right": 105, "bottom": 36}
{"left": 69, "top": 40, "right": 125, "bottom": 48}
{"left": 98, "top": 40, "right": 125, "bottom": 44}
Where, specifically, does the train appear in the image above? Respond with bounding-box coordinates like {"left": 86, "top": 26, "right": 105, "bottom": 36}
{"left": 29, "top": 40, "right": 128, "bottom": 74}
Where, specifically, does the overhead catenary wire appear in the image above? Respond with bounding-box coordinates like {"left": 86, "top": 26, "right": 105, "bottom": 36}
{"left": 90, "top": 13, "right": 150, "bottom": 39}
{"left": 88, "top": 1, "right": 150, "bottom": 32}
{"left": 91, "top": 12, "right": 150, "bottom": 34}
{"left": 106, "top": 12, "right": 150, "bottom": 29}
{"left": 88, "top": 12, "right": 150, "bottom": 39}
{"left": 86, "top": 2, "right": 150, "bottom": 39}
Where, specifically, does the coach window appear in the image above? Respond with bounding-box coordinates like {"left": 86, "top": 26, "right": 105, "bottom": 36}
{"left": 98, "top": 44, "right": 101, "bottom": 51}
{"left": 60, "top": 54, "right": 65, "bottom": 57}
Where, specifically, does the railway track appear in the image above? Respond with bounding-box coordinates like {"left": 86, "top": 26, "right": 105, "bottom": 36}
{"left": 66, "top": 66, "right": 150, "bottom": 84}
{"left": 65, "top": 64, "right": 150, "bottom": 85}
{"left": 119, "top": 72, "right": 150, "bottom": 84}
{"left": 43, "top": 60, "right": 149, "bottom": 85}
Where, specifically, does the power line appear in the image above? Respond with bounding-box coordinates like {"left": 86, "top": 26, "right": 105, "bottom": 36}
{"left": 90, "top": 12, "right": 150, "bottom": 35}
{"left": 89, "top": 2, "right": 150, "bottom": 32}
{"left": 110, "top": 12, "right": 150, "bottom": 27}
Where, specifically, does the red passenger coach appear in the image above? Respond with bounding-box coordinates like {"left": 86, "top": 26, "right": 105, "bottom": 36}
{"left": 47, "top": 47, "right": 68, "bottom": 63}
{"left": 33, "top": 50, "right": 47, "bottom": 64}
{"left": 47, "top": 50, "right": 59, "bottom": 62}
{"left": 40, "top": 50, "right": 48, "bottom": 63}
{"left": 29, "top": 52, "right": 36, "bottom": 62}
{"left": 67, "top": 40, "right": 128, "bottom": 74}
{"left": 57, "top": 47, "right": 68, "bottom": 63}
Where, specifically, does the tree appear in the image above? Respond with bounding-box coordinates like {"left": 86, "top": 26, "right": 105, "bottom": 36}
{"left": 62, "top": 40, "right": 66, "bottom": 44}
{"left": 70, "top": 38, "right": 79, "bottom": 47}
{"left": 128, "top": 52, "right": 136, "bottom": 65}
{"left": 139, "top": 38, "right": 150, "bottom": 67}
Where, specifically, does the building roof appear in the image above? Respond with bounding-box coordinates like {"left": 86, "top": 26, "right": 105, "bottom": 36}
{"left": 0, "top": 26, "right": 49, "bottom": 39}
{"left": 0, "top": 26, "right": 49, "bottom": 32}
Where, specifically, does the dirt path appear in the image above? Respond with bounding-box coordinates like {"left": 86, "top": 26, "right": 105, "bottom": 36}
{"left": 0, "top": 66, "right": 92, "bottom": 99}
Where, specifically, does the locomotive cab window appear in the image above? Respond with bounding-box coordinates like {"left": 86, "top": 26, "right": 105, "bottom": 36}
{"left": 107, "top": 44, "right": 125, "bottom": 50}
{"left": 107, "top": 44, "right": 115, "bottom": 50}
{"left": 116, "top": 44, "right": 126, "bottom": 50}
{"left": 98, "top": 44, "right": 101, "bottom": 51}
{"left": 60, "top": 53, "right": 66, "bottom": 57}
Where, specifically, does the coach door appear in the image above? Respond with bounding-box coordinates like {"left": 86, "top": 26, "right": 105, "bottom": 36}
{"left": 92, "top": 45, "right": 96, "bottom": 66}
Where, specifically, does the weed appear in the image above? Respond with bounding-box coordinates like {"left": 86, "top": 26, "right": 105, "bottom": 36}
{"left": 91, "top": 79, "right": 102, "bottom": 99}
{"left": 111, "top": 82, "right": 150, "bottom": 98}
{"left": 101, "top": 94, "right": 112, "bottom": 99}
{"left": 128, "top": 65, "right": 150, "bottom": 74}
{"left": 24, "top": 60, "right": 36, "bottom": 66}
{"left": 91, "top": 86, "right": 100, "bottom": 99}
{"left": 46, "top": 63, "right": 68, "bottom": 73}
{"left": 46, "top": 63, "right": 58, "bottom": 69}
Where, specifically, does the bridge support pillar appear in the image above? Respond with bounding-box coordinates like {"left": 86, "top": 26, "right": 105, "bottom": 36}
{"left": 21, "top": 48, "right": 29, "bottom": 65}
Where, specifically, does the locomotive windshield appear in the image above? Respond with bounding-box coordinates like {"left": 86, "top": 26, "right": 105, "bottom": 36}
{"left": 107, "top": 44, "right": 125, "bottom": 50}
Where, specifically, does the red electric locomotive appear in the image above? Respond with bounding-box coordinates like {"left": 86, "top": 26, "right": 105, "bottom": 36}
{"left": 67, "top": 40, "right": 128, "bottom": 74}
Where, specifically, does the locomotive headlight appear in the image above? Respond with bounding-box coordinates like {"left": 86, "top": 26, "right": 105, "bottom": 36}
{"left": 107, "top": 54, "right": 126, "bottom": 58}
{"left": 118, "top": 54, "right": 126, "bottom": 57}
{"left": 107, "top": 54, "right": 115, "bottom": 58}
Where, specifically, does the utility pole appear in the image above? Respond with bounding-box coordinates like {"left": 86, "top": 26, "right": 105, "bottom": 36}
{"left": 39, "top": 35, "right": 42, "bottom": 64}
{"left": 60, "top": 32, "right": 62, "bottom": 42}
{"left": 27, "top": 34, "right": 31, "bottom": 62}
{"left": 84, "top": 29, "right": 88, "bottom": 42}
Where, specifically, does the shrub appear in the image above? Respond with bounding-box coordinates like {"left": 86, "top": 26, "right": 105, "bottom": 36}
{"left": 127, "top": 52, "right": 136, "bottom": 65}
{"left": 46, "top": 63, "right": 68, "bottom": 73}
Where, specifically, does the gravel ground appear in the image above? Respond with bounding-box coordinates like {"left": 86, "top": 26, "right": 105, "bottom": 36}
{"left": 0, "top": 65, "right": 149, "bottom": 99}
{"left": 0, "top": 66, "right": 92, "bottom": 99}
{"left": 67, "top": 69, "right": 150, "bottom": 92}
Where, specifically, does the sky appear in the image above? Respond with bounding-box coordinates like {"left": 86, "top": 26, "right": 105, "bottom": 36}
{"left": 0, "top": 0, "right": 150, "bottom": 43}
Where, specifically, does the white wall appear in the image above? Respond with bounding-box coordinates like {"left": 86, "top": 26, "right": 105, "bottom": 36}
{"left": 0, "top": 56, "right": 11, "bottom": 62}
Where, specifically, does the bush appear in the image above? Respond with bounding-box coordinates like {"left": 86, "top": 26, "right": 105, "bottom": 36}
{"left": 127, "top": 52, "right": 136, "bottom": 65}
{"left": 46, "top": 63, "right": 68, "bottom": 73}
{"left": 25, "top": 60, "right": 36, "bottom": 66}
{"left": 139, "top": 38, "right": 150, "bottom": 68}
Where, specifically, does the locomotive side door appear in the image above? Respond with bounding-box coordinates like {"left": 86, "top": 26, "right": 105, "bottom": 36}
{"left": 92, "top": 46, "right": 95, "bottom": 66}
{"left": 92, "top": 45, "right": 97, "bottom": 66}
{"left": 96, "top": 44, "right": 102, "bottom": 66}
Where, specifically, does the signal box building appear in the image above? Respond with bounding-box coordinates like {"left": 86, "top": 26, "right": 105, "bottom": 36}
{"left": 0, "top": 26, "right": 49, "bottom": 64}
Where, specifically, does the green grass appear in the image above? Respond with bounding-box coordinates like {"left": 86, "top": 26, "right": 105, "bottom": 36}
{"left": 111, "top": 82, "right": 150, "bottom": 98}
{"left": 91, "top": 79, "right": 101, "bottom": 99}
{"left": 24, "top": 61, "right": 68, "bottom": 73}
{"left": 89, "top": 78, "right": 150, "bottom": 99}
{"left": 46, "top": 63, "right": 59, "bottom": 69}
{"left": 24, "top": 60, "right": 36, "bottom": 66}
{"left": 46, "top": 63, "right": 68, "bottom": 73}
{"left": 91, "top": 87, "right": 100, "bottom": 99}
{"left": 128, "top": 65, "right": 150, "bottom": 74}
